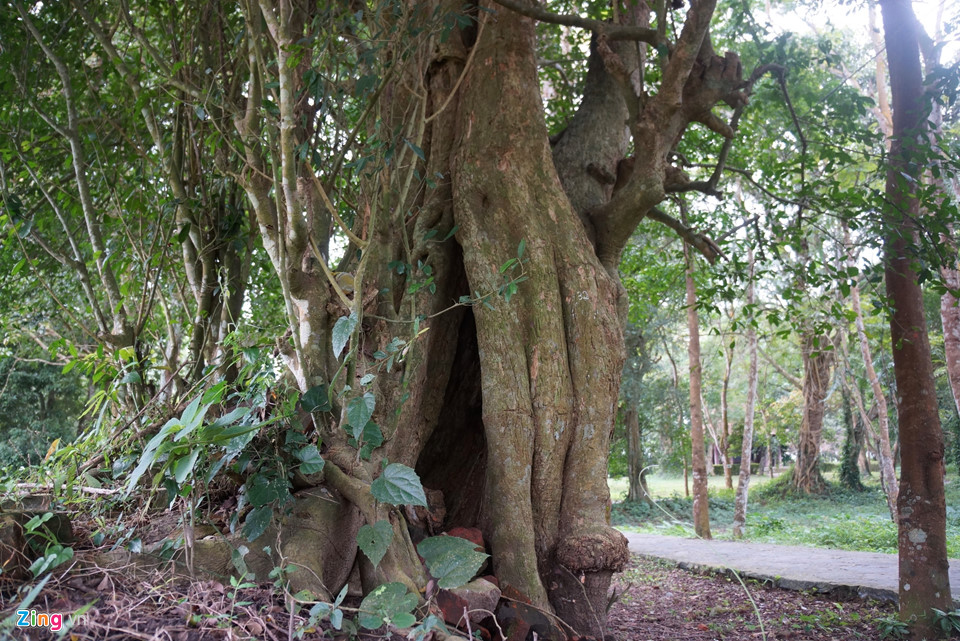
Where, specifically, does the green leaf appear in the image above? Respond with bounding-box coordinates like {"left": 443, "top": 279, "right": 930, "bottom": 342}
{"left": 231, "top": 545, "right": 250, "bottom": 578}
{"left": 417, "top": 535, "right": 488, "bottom": 589}
{"left": 370, "top": 463, "right": 427, "bottom": 507}
{"left": 330, "top": 608, "right": 343, "bottom": 630}
{"left": 246, "top": 474, "right": 288, "bottom": 507}
{"left": 174, "top": 397, "right": 212, "bottom": 441}
{"left": 297, "top": 445, "right": 325, "bottom": 475}
{"left": 308, "top": 601, "right": 333, "bottom": 622}
{"left": 408, "top": 614, "right": 451, "bottom": 641}
{"left": 23, "top": 512, "right": 53, "bottom": 532}
{"left": 358, "top": 582, "right": 418, "bottom": 630}
{"left": 332, "top": 312, "right": 358, "bottom": 359}
{"left": 8, "top": 574, "right": 51, "bottom": 613}
{"left": 356, "top": 520, "right": 393, "bottom": 568}
{"left": 301, "top": 384, "right": 331, "bottom": 413}
{"left": 355, "top": 421, "right": 384, "bottom": 460}
{"left": 441, "top": 225, "right": 459, "bottom": 242}
{"left": 201, "top": 382, "right": 228, "bottom": 405}
{"left": 29, "top": 544, "right": 74, "bottom": 577}
{"left": 207, "top": 406, "right": 252, "bottom": 429}
{"left": 119, "top": 370, "right": 142, "bottom": 384}
{"left": 124, "top": 418, "right": 181, "bottom": 496}
{"left": 346, "top": 393, "right": 376, "bottom": 439}
{"left": 355, "top": 73, "right": 378, "bottom": 97}
{"left": 393, "top": 612, "right": 416, "bottom": 628}
{"left": 242, "top": 506, "right": 273, "bottom": 542}
{"left": 404, "top": 139, "right": 425, "bottom": 161}
{"left": 172, "top": 449, "right": 200, "bottom": 484}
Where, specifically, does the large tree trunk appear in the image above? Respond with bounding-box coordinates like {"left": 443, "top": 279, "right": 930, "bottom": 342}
{"left": 733, "top": 250, "right": 758, "bottom": 538}
{"left": 792, "top": 331, "right": 833, "bottom": 493}
{"left": 450, "top": 7, "right": 629, "bottom": 634}
{"left": 685, "top": 240, "right": 712, "bottom": 539}
{"left": 12, "top": 0, "right": 757, "bottom": 635}
{"left": 878, "top": 0, "right": 952, "bottom": 636}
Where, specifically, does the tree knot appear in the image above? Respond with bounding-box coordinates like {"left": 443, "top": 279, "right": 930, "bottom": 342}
{"left": 556, "top": 528, "right": 629, "bottom": 573}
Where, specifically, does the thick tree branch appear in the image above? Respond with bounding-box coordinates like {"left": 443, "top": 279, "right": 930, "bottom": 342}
{"left": 491, "top": 0, "right": 662, "bottom": 45}
{"left": 671, "top": 63, "right": 785, "bottom": 198}
{"left": 659, "top": 0, "right": 718, "bottom": 105}
{"left": 646, "top": 208, "right": 723, "bottom": 264}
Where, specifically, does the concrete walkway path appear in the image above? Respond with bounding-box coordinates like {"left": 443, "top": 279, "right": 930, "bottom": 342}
{"left": 622, "top": 532, "right": 960, "bottom": 606}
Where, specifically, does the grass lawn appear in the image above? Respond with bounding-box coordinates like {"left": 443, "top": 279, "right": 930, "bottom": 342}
{"left": 609, "top": 469, "right": 960, "bottom": 558}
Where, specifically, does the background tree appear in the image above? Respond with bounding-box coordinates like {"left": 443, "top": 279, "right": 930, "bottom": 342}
{"left": 684, "top": 225, "right": 712, "bottom": 539}
{"left": 732, "top": 248, "right": 758, "bottom": 537}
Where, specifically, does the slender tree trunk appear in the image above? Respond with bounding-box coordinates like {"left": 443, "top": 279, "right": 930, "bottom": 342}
{"left": 879, "top": 0, "right": 952, "bottom": 635}
{"left": 684, "top": 238, "right": 711, "bottom": 539}
{"left": 792, "top": 331, "right": 833, "bottom": 493}
{"left": 760, "top": 407, "right": 776, "bottom": 478}
{"left": 733, "top": 250, "right": 758, "bottom": 538}
{"left": 940, "top": 268, "right": 960, "bottom": 419}
{"left": 845, "top": 224, "right": 898, "bottom": 516}
{"left": 720, "top": 319, "right": 735, "bottom": 489}
{"left": 839, "top": 384, "right": 866, "bottom": 491}
{"left": 860, "top": 445, "right": 873, "bottom": 475}
{"left": 663, "top": 336, "right": 691, "bottom": 498}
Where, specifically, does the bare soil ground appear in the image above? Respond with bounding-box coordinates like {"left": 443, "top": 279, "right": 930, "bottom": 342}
{"left": 609, "top": 558, "right": 899, "bottom": 641}
{"left": 1, "top": 554, "right": 898, "bottom": 640}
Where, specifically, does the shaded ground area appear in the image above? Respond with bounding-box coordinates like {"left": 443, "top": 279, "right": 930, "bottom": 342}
{"left": 623, "top": 532, "right": 960, "bottom": 606}
{"left": 1, "top": 552, "right": 900, "bottom": 640}
{"left": 609, "top": 557, "right": 899, "bottom": 641}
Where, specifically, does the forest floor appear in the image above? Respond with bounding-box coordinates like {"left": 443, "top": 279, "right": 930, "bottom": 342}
{"left": 0, "top": 551, "right": 900, "bottom": 640}
{"left": 608, "top": 556, "right": 900, "bottom": 641}
{"left": 0, "top": 471, "right": 934, "bottom": 640}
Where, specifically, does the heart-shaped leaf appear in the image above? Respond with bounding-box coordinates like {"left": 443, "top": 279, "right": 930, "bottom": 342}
{"left": 242, "top": 506, "right": 273, "bottom": 542}
{"left": 417, "top": 535, "right": 488, "bottom": 589}
{"left": 345, "top": 393, "right": 376, "bottom": 438}
{"left": 301, "top": 384, "right": 331, "bottom": 413}
{"left": 332, "top": 312, "right": 358, "bottom": 359}
{"left": 370, "top": 463, "right": 426, "bottom": 507}
{"left": 358, "top": 582, "right": 417, "bottom": 630}
{"left": 356, "top": 520, "right": 393, "bottom": 568}
{"left": 297, "top": 445, "right": 325, "bottom": 475}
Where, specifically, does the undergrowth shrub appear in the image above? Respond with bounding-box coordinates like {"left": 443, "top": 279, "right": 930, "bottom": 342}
{"left": 813, "top": 517, "right": 898, "bottom": 553}
{"left": 749, "top": 515, "right": 785, "bottom": 535}
{"left": 611, "top": 494, "right": 734, "bottom": 527}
